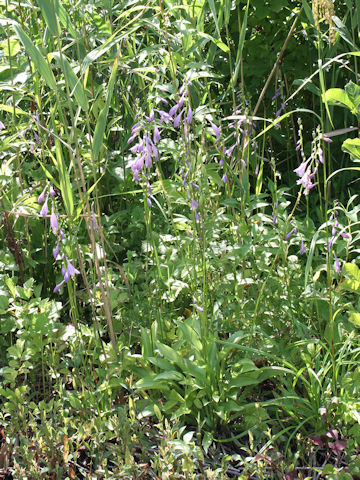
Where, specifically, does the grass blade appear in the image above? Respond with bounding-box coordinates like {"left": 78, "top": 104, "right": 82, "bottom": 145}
{"left": 13, "top": 23, "right": 57, "bottom": 91}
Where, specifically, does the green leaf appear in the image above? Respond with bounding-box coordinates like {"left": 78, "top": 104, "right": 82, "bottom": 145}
{"left": 232, "top": 0, "right": 249, "bottom": 87}
{"left": 53, "top": 53, "right": 88, "bottom": 111}
{"left": 343, "top": 262, "right": 360, "bottom": 282}
{"left": 322, "top": 88, "right": 355, "bottom": 112}
{"left": 0, "top": 295, "right": 9, "bottom": 314}
{"left": 345, "top": 81, "right": 360, "bottom": 112}
{"left": 342, "top": 138, "right": 360, "bottom": 161}
{"left": 92, "top": 55, "right": 118, "bottom": 159}
{"left": 156, "top": 342, "right": 184, "bottom": 368}
{"left": 37, "top": 0, "right": 59, "bottom": 36}
{"left": 53, "top": 0, "right": 77, "bottom": 38}
{"left": 13, "top": 23, "right": 57, "bottom": 90}
{"left": 348, "top": 311, "right": 360, "bottom": 327}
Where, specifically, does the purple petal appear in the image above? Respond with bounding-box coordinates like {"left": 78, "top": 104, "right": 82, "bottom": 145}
{"left": 50, "top": 206, "right": 58, "bottom": 234}
{"left": 38, "top": 186, "right": 48, "bottom": 204}
{"left": 334, "top": 253, "right": 341, "bottom": 274}
{"left": 209, "top": 121, "right": 220, "bottom": 140}
{"left": 221, "top": 173, "right": 228, "bottom": 183}
{"left": 53, "top": 279, "right": 65, "bottom": 293}
{"left": 169, "top": 103, "right": 180, "bottom": 117}
{"left": 173, "top": 110, "right": 183, "bottom": 128}
{"left": 53, "top": 242, "right": 60, "bottom": 259}
{"left": 40, "top": 195, "right": 49, "bottom": 217}
{"left": 191, "top": 198, "right": 199, "bottom": 210}
{"left": 153, "top": 125, "right": 161, "bottom": 144}
{"left": 300, "top": 239, "right": 306, "bottom": 255}
{"left": 66, "top": 258, "right": 80, "bottom": 278}
{"left": 186, "top": 105, "right": 193, "bottom": 125}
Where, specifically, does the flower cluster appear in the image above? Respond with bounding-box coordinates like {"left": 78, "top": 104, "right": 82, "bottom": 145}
{"left": 38, "top": 183, "right": 80, "bottom": 292}
{"left": 294, "top": 126, "right": 331, "bottom": 196}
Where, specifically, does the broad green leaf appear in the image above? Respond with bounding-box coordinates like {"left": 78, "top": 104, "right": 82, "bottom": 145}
{"left": 342, "top": 138, "right": 360, "bottom": 161}
{"left": 343, "top": 262, "right": 360, "bottom": 282}
{"left": 348, "top": 311, "right": 360, "bottom": 327}
{"left": 345, "top": 80, "right": 360, "bottom": 112}
{"left": 340, "top": 279, "right": 360, "bottom": 294}
{"left": 322, "top": 88, "right": 355, "bottom": 112}
{"left": 228, "top": 373, "right": 260, "bottom": 388}
{"left": 0, "top": 295, "right": 9, "bottom": 314}
{"left": 37, "top": 0, "right": 59, "bottom": 36}
{"left": 156, "top": 342, "right": 184, "bottom": 368}
{"left": 178, "top": 322, "right": 202, "bottom": 351}
{"left": 134, "top": 376, "right": 169, "bottom": 390}
{"left": 141, "top": 327, "right": 153, "bottom": 358}
{"left": 53, "top": 53, "right": 88, "bottom": 111}
{"left": 13, "top": 23, "right": 57, "bottom": 91}
{"left": 92, "top": 55, "right": 118, "bottom": 159}
{"left": 153, "top": 371, "right": 184, "bottom": 381}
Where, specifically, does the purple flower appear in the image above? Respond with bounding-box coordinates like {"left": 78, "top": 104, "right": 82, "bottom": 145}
{"left": 322, "top": 134, "right": 332, "bottom": 143}
{"left": 53, "top": 242, "right": 60, "bottom": 259}
{"left": 318, "top": 147, "right": 324, "bottom": 164}
{"left": 209, "top": 121, "right": 221, "bottom": 141}
{"left": 195, "top": 212, "right": 200, "bottom": 222}
{"left": 146, "top": 196, "right": 152, "bottom": 207}
{"left": 193, "top": 298, "right": 204, "bottom": 313}
{"left": 153, "top": 125, "right": 161, "bottom": 144}
{"left": 285, "top": 227, "right": 297, "bottom": 241}
{"left": 221, "top": 173, "right": 228, "bottom": 183}
{"left": 169, "top": 103, "right": 180, "bottom": 117}
{"left": 340, "top": 232, "right": 349, "bottom": 239}
{"left": 92, "top": 211, "right": 98, "bottom": 231}
{"left": 127, "top": 133, "right": 138, "bottom": 144}
{"left": 186, "top": 106, "right": 193, "bottom": 125}
{"left": 334, "top": 253, "right": 341, "bottom": 274}
{"left": 173, "top": 109, "right": 183, "bottom": 128}
{"left": 0, "top": 121, "right": 5, "bottom": 130}
{"left": 300, "top": 239, "right": 306, "bottom": 255}
{"left": 145, "top": 153, "right": 152, "bottom": 168}
{"left": 38, "top": 186, "right": 48, "bottom": 204}
{"left": 145, "top": 109, "right": 155, "bottom": 122}
{"left": 332, "top": 225, "right": 336, "bottom": 236}
{"left": 53, "top": 279, "right": 65, "bottom": 293}
{"left": 191, "top": 198, "right": 199, "bottom": 210}
{"left": 49, "top": 184, "right": 55, "bottom": 197}
{"left": 64, "top": 257, "right": 80, "bottom": 282}
{"left": 156, "top": 109, "right": 172, "bottom": 124}
{"left": 272, "top": 214, "right": 277, "bottom": 225}
{"left": 40, "top": 195, "right": 49, "bottom": 217}
{"left": 294, "top": 158, "right": 311, "bottom": 178}
{"left": 50, "top": 206, "right": 58, "bottom": 234}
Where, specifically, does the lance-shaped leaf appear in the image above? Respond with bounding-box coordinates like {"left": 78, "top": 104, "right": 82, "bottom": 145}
{"left": 53, "top": 53, "right": 88, "bottom": 111}
{"left": 92, "top": 54, "right": 118, "bottom": 159}
{"left": 37, "top": 0, "right": 59, "bottom": 36}
{"left": 13, "top": 23, "right": 57, "bottom": 91}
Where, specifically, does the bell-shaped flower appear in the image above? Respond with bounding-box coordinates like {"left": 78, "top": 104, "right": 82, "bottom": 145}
{"left": 209, "top": 121, "right": 221, "bottom": 141}
{"left": 186, "top": 106, "right": 193, "bottom": 125}
{"left": 53, "top": 242, "right": 60, "bottom": 260}
{"left": 40, "top": 195, "right": 49, "bottom": 217}
{"left": 153, "top": 125, "right": 161, "bottom": 144}
{"left": 53, "top": 279, "right": 65, "bottom": 293}
{"left": 50, "top": 206, "right": 58, "bottom": 235}
{"left": 38, "top": 186, "right": 48, "bottom": 204}
{"left": 173, "top": 109, "right": 183, "bottom": 128}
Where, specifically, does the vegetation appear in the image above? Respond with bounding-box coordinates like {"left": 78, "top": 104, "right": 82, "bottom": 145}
{"left": 0, "top": 0, "right": 360, "bottom": 478}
